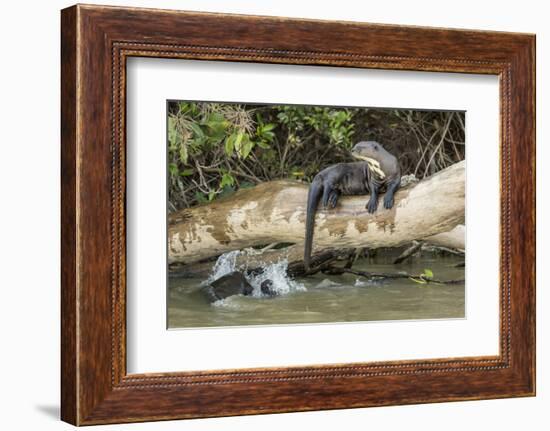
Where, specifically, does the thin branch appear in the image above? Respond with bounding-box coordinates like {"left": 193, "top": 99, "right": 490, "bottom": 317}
{"left": 322, "top": 266, "right": 464, "bottom": 285}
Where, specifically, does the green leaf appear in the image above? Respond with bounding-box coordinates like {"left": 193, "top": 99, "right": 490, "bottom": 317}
{"left": 257, "top": 124, "right": 276, "bottom": 142}
{"left": 334, "top": 111, "right": 348, "bottom": 124}
{"left": 168, "top": 163, "right": 179, "bottom": 177}
{"left": 261, "top": 123, "right": 276, "bottom": 132}
{"left": 179, "top": 168, "right": 194, "bottom": 177}
{"left": 234, "top": 132, "right": 244, "bottom": 152}
{"left": 207, "top": 125, "right": 228, "bottom": 142}
{"left": 240, "top": 137, "right": 254, "bottom": 159}
{"left": 224, "top": 134, "right": 236, "bottom": 156}
{"left": 206, "top": 112, "right": 224, "bottom": 124}
{"left": 423, "top": 269, "right": 434, "bottom": 279}
{"left": 256, "top": 140, "right": 271, "bottom": 149}
{"left": 256, "top": 113, "right": 264, "bottom": 126}
{"left": 204, "top": 113, "right": 229, "bottom": 142}
{"left": 219, "top": 172, "right": 235, "bottom": 189}
{"left": 189, "top": 122, "right": 205, "bottom": 139}
{"left": 208, "top": 191, "right": 216, "bottom": 201}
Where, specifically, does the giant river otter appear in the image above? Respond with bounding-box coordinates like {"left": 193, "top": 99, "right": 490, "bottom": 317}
{"left": 202, "top": 271, "right": 254, "bottom": 303}
{"left": 304, "top": 141, "right": 401, "bottom": 271}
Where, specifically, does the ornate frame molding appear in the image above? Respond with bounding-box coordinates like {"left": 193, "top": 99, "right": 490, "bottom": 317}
{"left": 61, "top": 5, "right": 534, "bottom": 425}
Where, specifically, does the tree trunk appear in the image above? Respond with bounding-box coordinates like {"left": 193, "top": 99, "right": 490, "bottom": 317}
{"left": 169, "top": 161, "right": 465, "bottom": 265}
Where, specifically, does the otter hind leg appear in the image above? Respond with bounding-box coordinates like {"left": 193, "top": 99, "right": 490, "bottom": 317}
{"left": 327, "top": 190, "right": 340, "bottom": 208}
{"left": 321, "top": 184, "right": 334, "bottom": 208}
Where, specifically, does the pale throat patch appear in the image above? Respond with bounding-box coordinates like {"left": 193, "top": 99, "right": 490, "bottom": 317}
{"left": 354, "top": 155, "right": 386, "bottom": 180}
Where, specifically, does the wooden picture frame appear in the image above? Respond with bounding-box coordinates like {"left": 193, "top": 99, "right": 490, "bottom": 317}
{"left": 61, "top": 4, "right": 535, "bottom": 425}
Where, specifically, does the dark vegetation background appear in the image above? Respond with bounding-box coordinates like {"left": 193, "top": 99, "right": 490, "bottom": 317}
{"left": 168, "top": 101, "right": 465, "bottom": 212}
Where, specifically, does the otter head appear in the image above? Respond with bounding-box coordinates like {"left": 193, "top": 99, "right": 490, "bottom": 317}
{"left": 351, "top": 141, "right": 387, "bottom": 179}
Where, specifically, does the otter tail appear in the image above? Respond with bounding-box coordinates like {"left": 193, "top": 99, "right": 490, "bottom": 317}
{"left": 304, "top": 178, "right": 323, "bottom": 272}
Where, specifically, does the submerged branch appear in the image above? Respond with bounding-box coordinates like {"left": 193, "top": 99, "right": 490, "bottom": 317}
{"left": 322, "top": 266, "right": 465, "bottom": 285}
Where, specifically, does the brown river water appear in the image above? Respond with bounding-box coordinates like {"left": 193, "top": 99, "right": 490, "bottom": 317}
{"left": 168, "top": 250, "right": 465, "bottom": 329}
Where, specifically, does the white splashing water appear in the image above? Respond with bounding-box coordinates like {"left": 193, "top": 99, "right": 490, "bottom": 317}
{"left": 249, "top": 259, "right": 305, "bottom": 297}
{"left": 206, "top": 249, "right": 305, "bottom": 298}
{"left": 207, "top": 250, "right": 241, "bottom": 284}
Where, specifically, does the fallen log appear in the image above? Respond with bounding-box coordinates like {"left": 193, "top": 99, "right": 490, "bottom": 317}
{"left": 169, "top": 161, "right": 465, "bottom": 265}
{"left": 425, "top": 224, "right": 465, "bottom": 251}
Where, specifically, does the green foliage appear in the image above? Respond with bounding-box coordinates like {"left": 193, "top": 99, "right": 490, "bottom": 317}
{"left": 167, "top": 101, "right": 464, "bottom": 211}
{"left": 276, "top": 106, "right": 355, "bottom": 147}
{"left": 167, "top": 102, "right": 359, "bottom": 209}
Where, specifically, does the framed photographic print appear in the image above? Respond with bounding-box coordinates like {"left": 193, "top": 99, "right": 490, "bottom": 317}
{"left": 61, "top": 4, "right": 535, "bottom": 425}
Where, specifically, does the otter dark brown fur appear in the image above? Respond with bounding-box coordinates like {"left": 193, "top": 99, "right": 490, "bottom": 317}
{"left": 202, "top": 271, "right": 254, "bottom": 303}
{"left": 304, "top": 141, "right": 401, "bottom": 271}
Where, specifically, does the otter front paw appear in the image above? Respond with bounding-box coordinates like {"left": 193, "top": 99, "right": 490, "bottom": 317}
{"left": 383, "top": 195, "right": 394, "bottom": 209}
{"left": 366, "top": 198, "right": 378, "bottom": 214}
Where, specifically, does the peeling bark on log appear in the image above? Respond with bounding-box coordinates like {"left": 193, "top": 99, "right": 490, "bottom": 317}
{"left": 168, "top": 161, "right": 465, "bottom": 265}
